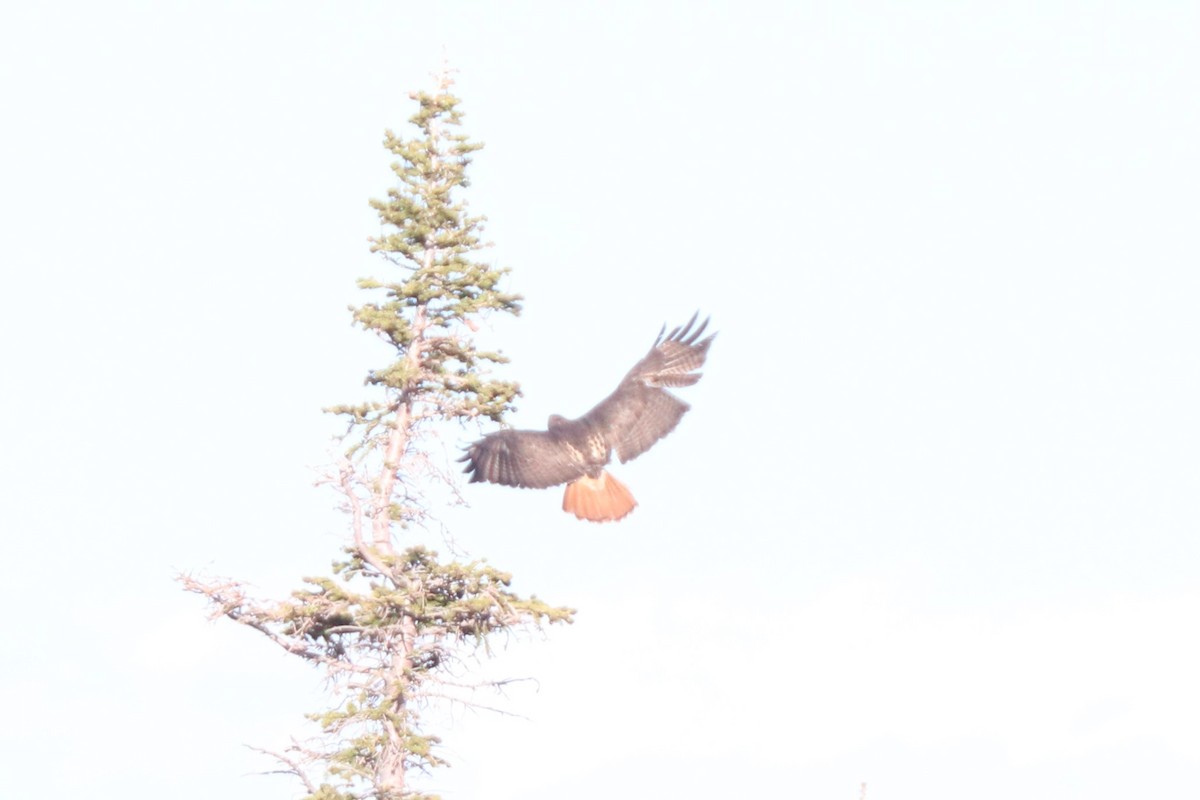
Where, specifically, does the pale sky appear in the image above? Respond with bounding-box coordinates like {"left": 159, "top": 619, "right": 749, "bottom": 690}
{"left": 2, "top": 2, "right": 1198, "bottom": 798}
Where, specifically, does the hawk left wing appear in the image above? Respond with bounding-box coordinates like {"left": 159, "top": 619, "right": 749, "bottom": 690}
{"left": 460, "top": 428, "right": 586, "bottom": 489}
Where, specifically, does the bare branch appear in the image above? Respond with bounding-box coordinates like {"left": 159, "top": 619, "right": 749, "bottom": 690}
{"left": 246, "top": 744, "right": 319, "bottom": 795}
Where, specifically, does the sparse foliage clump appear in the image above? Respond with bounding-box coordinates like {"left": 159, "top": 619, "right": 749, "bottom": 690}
{"left": 183, "top": 71, "right": 573, "bottom": 800}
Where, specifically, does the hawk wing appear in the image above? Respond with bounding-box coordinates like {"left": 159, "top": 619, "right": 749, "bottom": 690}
{"left": 585, "top": 312, "right": 715, "bottom": 463}
{"left": 459, "top": 428, "right": 586, "bottom": 489}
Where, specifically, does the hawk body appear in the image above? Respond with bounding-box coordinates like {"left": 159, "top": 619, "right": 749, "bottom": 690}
{"left": 460, "top": 313, "right": 715, "bottom": 522}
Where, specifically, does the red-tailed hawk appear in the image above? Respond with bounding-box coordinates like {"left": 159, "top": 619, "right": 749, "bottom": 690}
{"left": 459, "top": 313, "right": 715, "bottom": 523}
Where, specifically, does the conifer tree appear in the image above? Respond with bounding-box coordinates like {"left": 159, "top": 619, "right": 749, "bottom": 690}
{"left": 182, "top": 71, "right": 573, "bottom": 800}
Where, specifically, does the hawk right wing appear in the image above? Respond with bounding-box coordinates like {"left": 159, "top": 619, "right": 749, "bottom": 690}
{"left": 584, "top": 313, "right": 715, "bottom": 463}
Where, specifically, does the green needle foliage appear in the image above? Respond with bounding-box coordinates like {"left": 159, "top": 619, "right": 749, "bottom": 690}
{"left": 183, "top": 70, "right": 574, "bottom": 800}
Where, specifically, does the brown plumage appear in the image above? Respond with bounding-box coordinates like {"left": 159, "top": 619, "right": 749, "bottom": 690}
{"left": 459, "top": 313, "right": 716, "bottom": 522}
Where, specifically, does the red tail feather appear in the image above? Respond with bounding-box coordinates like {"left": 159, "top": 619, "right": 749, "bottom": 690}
{"left": 562, "top": 471, "right": 637, "bottom": 523}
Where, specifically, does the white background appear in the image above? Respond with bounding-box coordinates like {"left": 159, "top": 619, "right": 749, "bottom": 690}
{"left": 2, "top": 2, "right": 1198, "bottom": 798}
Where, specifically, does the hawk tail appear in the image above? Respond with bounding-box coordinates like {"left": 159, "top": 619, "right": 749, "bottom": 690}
{"left": 562, "top": 471, "right": 637, "bottom": 523}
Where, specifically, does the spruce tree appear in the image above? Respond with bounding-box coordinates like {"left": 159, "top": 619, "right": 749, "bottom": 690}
{"left": 182, "top": 71, "right": 573, "bottom": 800}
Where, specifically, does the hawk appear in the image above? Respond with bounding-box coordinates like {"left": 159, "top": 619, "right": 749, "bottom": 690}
{"left": 459, "top": 313, "right": 715, "bottom": 523}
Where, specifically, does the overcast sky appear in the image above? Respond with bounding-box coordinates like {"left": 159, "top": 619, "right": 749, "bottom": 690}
{"left": 2, "top": 2, "right": 1198, "bottom": 798}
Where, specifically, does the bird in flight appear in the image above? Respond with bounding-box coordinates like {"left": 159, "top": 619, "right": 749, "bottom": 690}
{"left": 459, "top": 313, "right": 715, "bottom": 522}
